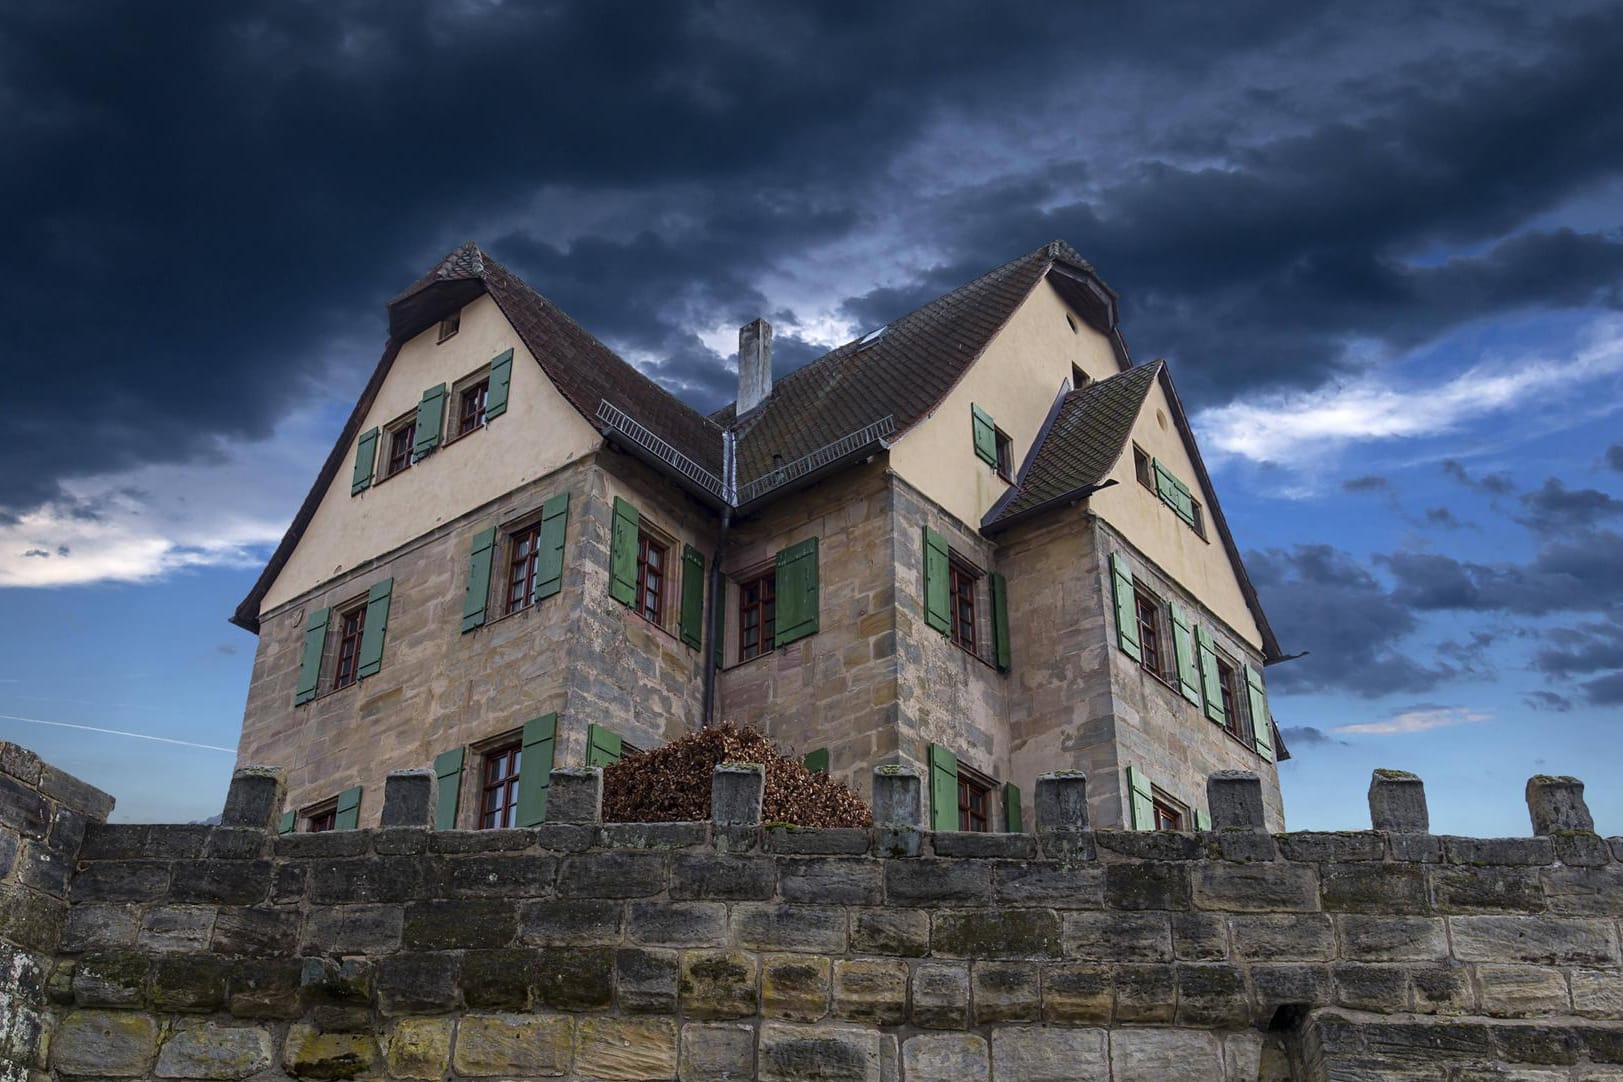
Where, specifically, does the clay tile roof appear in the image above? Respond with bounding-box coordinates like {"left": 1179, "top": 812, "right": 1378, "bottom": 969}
{"left": 390, "top": 241, "right": 487, "bottom": 305}
{"left": 985, "top": 361, "right": 1162, "bottom": 529}
{"left": 721, "top": 241, "right": 1101, "bottom": 488}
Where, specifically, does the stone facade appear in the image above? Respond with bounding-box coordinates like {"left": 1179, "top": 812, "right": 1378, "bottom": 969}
{"left": 9, "top": 740, "right": 1623, "bottom": 1081}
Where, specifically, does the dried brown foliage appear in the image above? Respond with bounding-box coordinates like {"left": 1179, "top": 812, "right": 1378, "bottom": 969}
{"left": 601, "top": 723, "right": 873, "bottom": 827}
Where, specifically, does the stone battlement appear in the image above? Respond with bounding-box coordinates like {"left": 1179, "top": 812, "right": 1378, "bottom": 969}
{"left": 5, "top": 740, "right": 1623, "bottom": 1080}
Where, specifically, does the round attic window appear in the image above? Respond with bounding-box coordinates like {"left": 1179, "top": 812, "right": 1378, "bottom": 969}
{"left": 1156, "top": 410, "right": 1168, "bottom": 431}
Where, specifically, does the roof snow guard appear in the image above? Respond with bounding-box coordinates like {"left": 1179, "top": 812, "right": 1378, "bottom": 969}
{"left": 736, "top": 415, "right": 895, "bottom": 508}
{"left": 596, "top": 400, "right": 727, "bottom": 504}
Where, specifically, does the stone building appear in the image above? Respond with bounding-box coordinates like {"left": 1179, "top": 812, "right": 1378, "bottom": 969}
{"left": 231, "top": 240, "right": 1289, "bottom": 833}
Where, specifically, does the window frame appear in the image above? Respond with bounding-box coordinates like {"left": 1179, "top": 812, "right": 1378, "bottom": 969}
{"left": 947, "top": 555, "right": 980, "bottom": 656}
{"left": 437, "top": 312, "right": 461, "bottom": 343}
{"left": 1189, "top": 496, "right": 1207, "bottom": 541}
{"left": 1133, "top": 444, "right": 1154, "bottom": 491}
{"left": 478, "top": 741, "right": 523, "bottom": 830}
{"left": 1215, "top": 649, "right": 1254, "bottom": 745}
{"left": 955, "top": 762, "right": 998, "bottom": 833}
{"left": 1132, "top": 580, "right": 1174, "bottom": 687}
{"left": 380, "top": 411, "right": 417, "bottom": 481}
{"left": 304, "top": 801, "right": 338, "bottom": 833}
{"left": 331, "top": 598, "right": 368, "bottom": 692}
{"left": 1072, "top": 363, "right": 1089, "bottom": 390}
{"left": 737, "top": 570, "right": 777, "bottom": 663}
{"left": 635, "top": 530, "right": 670, "bottom": 629}
{"left": 994, "top": 426, "right": 1014, "bottom": 483}
{"left": 505, "top": 519, "right": 544, "bottom": 615}
{"left": 1151, "top": 788, "right": 1186, "bottom": 831}
{"left": 446, "top": 365, "right": 492, "bottom": 444}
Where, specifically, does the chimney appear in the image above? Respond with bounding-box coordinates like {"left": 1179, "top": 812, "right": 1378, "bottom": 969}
{"left": 737, "top": 318, "right": 773, "bottom": 415}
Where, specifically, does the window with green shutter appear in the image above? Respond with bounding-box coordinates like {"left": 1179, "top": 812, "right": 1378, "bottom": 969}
{"left": 990, "top": 571, "right": 1011, "bottom": 671}
{"left": 609, "top": 497, "right": 639, "bottom": 606}
{"left": 514, "top": 714, "right": 557, "bottom": 827}
{"left": 355, "top": 577, "right": 393, "bottom": 679}
{"left": 1110, "top": 552, "right": 1141, "bottom": 662}
{"left": 1003, "top": 782, "right": 1023, "bottom": 832}
{"left": 333, "top": 785, "right": 363, "bottom": 830}
{"left": 1195, "top": 806, "right": 1211, "bottom": 831}
{"left": 803, "top": 747, "right": 829, "bottom": 774}
{"left": 1197, "top": 625, "right": 1225, "bottom": 726}
{"left": 928, "top": 743, "right": 959, "bottom": 832}
{"left": 484, "top": 349, "right": 514, "bottom": 420}
{"left": 1170, "top": 603, "right": 1202, "bottom": 705}
{"left": 971, "top": 404, "right": 998, "bottom": 466}
{"left": 293, "top": 607, "right": 330, "bottom": 706}
{"left": 534, "top": 493, "right": 569, "bottom": 603}
{"left": 679, "top": 545, "right": 705, "bottom": 648}
{"left": 413, "top": 384, "right": 447, "bottom": 458}
{"left": 587, "top": 723, "right": 624, "bottom": 768}
{"left": 922, "top": 527, "right": 950, "bottom": 634}
{"left": 773, "top": 537, "right": 819, "bottom": 647}
{"left": 1247, "top": 665, "right": 1275, "bottom": 760}
{"left": 351, "top": 427, "right": 379, "bottom": 495}
{"left": 1126, "top": 766, "right": 1155, "bottom": 830}
{"left": 433, "top": 747, "right": 465, "bottom": 830}
{"left": 277, "top": 810, "right": 295, "bottom": 835}
{"left": 462, "top": 527, "right": 497, "bottom": 632}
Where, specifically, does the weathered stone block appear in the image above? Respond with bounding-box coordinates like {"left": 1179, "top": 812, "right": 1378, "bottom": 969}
{"left": 1170, "top": 912, "right": 1228, "bottom": 961}
{"left": 1452, "top": 915, "right": 1620, "bottom": 966}
{"left": 598, "top": 821, "right": 708, "bottom": 849}
{"left": 733, "top": 904, "right": 848, "bottom": 954}
{"left": 61, "top": 905, "right": 140, "bottom": 953}
{"left": 373, "top": 825, "right": 428, "bottom": 856}
{"left": 300, "top": 904, "right": 404, "bottom": 955}
{"left": 218, "top": 765, "right": 286, "bottom": 831}
{"left": 832, "top": 958, "right": 908, "bottom": 1024}
{"left": 69, "top": 860, "right": 171, "bottom": 903}
{"left": 1410, "top": 962, "right": 1474, "bottom": 1014}
{"left": 211, "top": 906, "right": 298, "bottom": 956}
{"left": 379, "top": 769, "right": 435, "bottom": 828}
{"left": 1035, "top": 772, "right": 1089, "bottom": 831}
{"left": 519, "top": 898, "right": 622, "bottom": 944}
{"left": 911, "top": 962, "right": 970, "bottom": 1029}
{"left": 576, "top": 1018, "right": 678, "bottom": 1080}
{"left": 931, "top": 832, "right": 1037, "bottom": 859}
{"left": 226, "top": 958, "right": 302, "bottom": 1018}
{"left": 902, "top": 1033, "right": 989, "bottom": 1082}
{"left": 1444, "top": 836, "right": 1556, "bottom": 866}
{"left": 1331, "top": 963, "right": 1410, "bottom": 1011}
{"left": 1230, "top": 913, "right": 1335, "bottom": 961}
{"left": 72, "top": 951, "right": 147, "bottom": 1007}
{"left": 972, "top": 961, "right": 1040, "bottom": 1023}
{"left": 52, "top": 1009, "right": 159, "bottom": 1077}
{"left": 138, "top": 906, "right": 216, "bottom": 953}
{"left": 150, "top": 953, "right": 229, "bottom": 1012}
{"left": 155, "top": 1022, "right": 272, "bottom": 1080}
{"left": 995, "top": 862, "right": 1105, "bottom": 907}
{"left": 615, "top": 947, "right": 678, "bottom": 1013}
{"left": 1096, "top": 831, "right": 1201, "bottom": 861}
{"left": 374, "top": 952, "right": 460, "bottom": 1015}
{"left": 1037, "top": 829, "right": 1098, "bottom": 862}
{"left": 38, "top": 761, "right": 114, "bottom": 820}
{"left": 204, "top": 826, "right": 269, "bottom": 860}
{"left": 1319, "top": 863, "right": 1428, "bottom": 914}
{"left": 712, "top": 763, "right": 765, "bottom": 825}
{"left": 679, "top": 951, "right": 758, "bottom": 1020}
{"left": 1368, "top": 769, "right": 1429, "bottom": 833}
{"left": 1528, "top": 774, "right": 1595, "bottom": 835}
{"left": 1250, "top": 964, "right": 1333, "bottom": 1023}
{"left": 678, "top": 1021, "right": 755, "bottom": 1079}
{"left": 1336, "top": 915, "right": 1449, "bottom": 961}
{"left": 1275, "top": 831, "right": 1386, "bottom": 863}
{"left": 991, "top": 1025, "right": 1108, "bottom": 1080}
{"left": 628, "top": 900, "right": 726, "bottom": 946}
{"left": 1432, "top": 864, "right": 1545, "bottom": 914}
{"left": 762, "top": 953, "right": 830, "bottom": 1021}
{"left": 1105, "top": 862, "right": 1191, "bottom": 910}
{"left": 1193, "top": 861, "right": 1318, "bottom": 912}
{"left": 308, "top": 856, "right": 429, "bottom": 904}
{"left": 533, "top": 945, "right": 614, "bottom": 1010}
{"left": 778, "top": 857, "right": 883, "bottom": 905}
{"left": 558, "top": 850, "right": 667, "bottom": 898}
{"left": 1208, "top": 771, "right": 1266, "bottom": 831}
{"left": 885, "top": 858, "right": 990, "bottom": 904}
{"left": 403, "top": 899, "right": 516, "bottom": 950}
{"left": 548, "top": 767, "right": 604, "bottom": 824}
{"left": 299, "top": 957, "right": 372, "bottom": 1005}
{"left": 459, "top": 948, "right": 532, "bottom": 1010}
{"left": 932, "top": 909, "right": 1061, "bottom": 959}
{"left": 1109, "top": 1027, "right": 1224, "bottom": 1082}
{"left": 166, "top": 859, "right": 273, "bottom": 906}
{"left": 429, "top": 827, "right": 533, "bottom": 853}
{"left": 438, "top": 853, "right": 557, "bottom": 898}
{"left": 765, "top": 826, "right": 870, "bottom": 855}
{"left": 1475, "top": 964, "right": 1570, "bottom": 1016}
{"left": 1062, "top": 911, "right": 1171, "bottom": 962}
{"left": 276, "top": 831, "right": 369, "bottom": 859}
{"left": 758, "top": 1022, "right": 882, "bottom": 1082}
{"left": 451, "top": 1012, "right": 572, "bottom": 1077}
{"left": 873, "top": 825, "right": 923, "bottom": 858}
{"left": 871, "top": 765, "right": 921, "bottom": 826}
{"left": 1040, "top": 962, "right": 1112, "bottom": 1023}
{"left": 669, "top": 853, "right": 774, "bottom": 900}
{"left": 1175, "top": 962, "right": 1250, "bottom": 1026}
{"left": 1114, "top": 964, "right": 1176, "bottom": 1023}
{"left": 850, "top": 908, "right": 929, "bottom": 957}
{"left": 384, "top": 1018, "right": 452, "bottom": 1080}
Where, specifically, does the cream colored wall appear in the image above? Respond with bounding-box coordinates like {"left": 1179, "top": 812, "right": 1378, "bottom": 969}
{"left": 1087, "top": 377, "right": 1262, "bottom": 649}
{"left": 888, "top": 280, "right": 1119, "bottom": 530}
{"left": 262, "top": 294, "right": 603, "bottom": 612}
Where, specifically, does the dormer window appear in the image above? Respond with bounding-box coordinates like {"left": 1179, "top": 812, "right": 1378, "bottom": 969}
{"left": 437, "top": 312, "right": 461, "bottom": 343}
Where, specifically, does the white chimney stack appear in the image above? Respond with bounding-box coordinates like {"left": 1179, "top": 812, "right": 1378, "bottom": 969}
{"left": 737, "top": 318, "right": 773, "bottom": 415}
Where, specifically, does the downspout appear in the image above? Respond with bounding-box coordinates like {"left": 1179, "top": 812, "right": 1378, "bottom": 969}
{"left": 701, "top": 430, "right": 737, "bottom": 728}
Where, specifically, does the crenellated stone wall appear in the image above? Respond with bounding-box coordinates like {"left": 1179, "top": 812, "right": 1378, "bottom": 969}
{"left": 8, "top": 741, "right": 1623, "bottom": 1080}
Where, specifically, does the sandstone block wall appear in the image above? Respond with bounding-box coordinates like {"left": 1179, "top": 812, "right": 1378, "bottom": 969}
{"left": 8, "top": 741, "right": 1623, "bottom": 1080}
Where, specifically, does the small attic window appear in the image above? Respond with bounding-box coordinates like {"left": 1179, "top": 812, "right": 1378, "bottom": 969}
{"left": 1072, "top": 363, "right": 1090, "bottom": 390}
{"left": 437, "top": 312, "right": 461, "bottom": 343}
{"left": 1065, "top": 312, "right": 1079, "bottom": 334}
{"left": 856, "top": 326, "right": 887, "bottom": 351}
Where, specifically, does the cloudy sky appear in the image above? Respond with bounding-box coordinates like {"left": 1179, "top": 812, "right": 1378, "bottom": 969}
{"left": 3, "top": 1, "right": 1621, "bottom": 831}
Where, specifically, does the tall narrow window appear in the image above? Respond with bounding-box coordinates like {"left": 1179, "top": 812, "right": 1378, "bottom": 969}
{"left": 437, "top": 313, "right": 461, "bottom": 342}
{"left": 1134, "top": 446, "right": 1154, "bottom": 490}
{"left": 507, "top": 522, "right": 542, "bottom": 613}
{"left": 738, "top": 572, "right": 776, "bottom": 661}
{"left": 958, "top": 774, "right": 991, "bottom": 832}
{"left": 948, "top": 558, "right": 978, "bottom": 653}
{"left": 333, "top": 602, "right": 366, "bottom": 690}
{"left": 1216, "top": 655, "right": 1251, "bottom": 742}
{"left": 386, "top": 418, "right": 416, "bottom": 477}
{"left": 480, "top": 743, "right": 522, "bottom": 829}
{"left": 457, "top": 379, "right": 489, "bottom": 436}
{"left": 994, "top": 428, "right": 1014, "bottom": 482}
{"left": 1134, "top": 588, "right": 1167, "bottom": 682}
{"left": 636, "top": 533, "right": 667, "bottom": 626}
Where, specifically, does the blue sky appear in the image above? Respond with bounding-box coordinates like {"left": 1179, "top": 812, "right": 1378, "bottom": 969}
{"left": 2, "top": 2, "right": 1621, "bottom": 832}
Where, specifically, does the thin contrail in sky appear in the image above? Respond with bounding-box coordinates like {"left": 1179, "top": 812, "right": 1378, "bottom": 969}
{"left": 0, "top": 713, "right": 237, "bottom": 753}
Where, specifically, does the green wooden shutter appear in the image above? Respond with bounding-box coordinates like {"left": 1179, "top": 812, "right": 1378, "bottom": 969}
{"left": 679, "top": 545, "right": 705, "bottom": 648}
{"left": 803, "top": 748, "right": 830, "bottom": 774}
{"left": 433, "top": 747, "right": 465, "bottom": 830}
{"left": 462, "top": 527, "right": 497, "bottom": 632}
{"left": 609, "top": 497, "right": 640, "bottom": 606}
{"left": 515, "top": 713, "right": 558, "bottom": 827}
{"left": 971, "top": 404, "right": 998, "bottom": 466}
{"left": 277, "top": 810, "right": 295, "bottom": 835}
{"left": 484, "top": 349, "right": 514, "bottom": 420}
{"left": 1003, "top": 782, "right": 1023, "bottom": 832}
{"left": 1126, "top": 766, "right": 1154, "bottom": 831}
{"left": 773, "top": 537, "right": 819, "bottom": 646}
{"left": 534, "top": 492, "right": 570, "bottom": 602}
{"left": 351, "top": 428, "right": 379, "bottom": 495}
{"left": 294, "top": 607, "right": 330, "bottom": 706}
{"left": 1247, "top": 665, "right": 1275, "bottom": 761}
{"left": 413, "top": 384, "right": 447, "bottom": 458}
{"left": 1170, "top": 603, "right": 1202, "bottom": 706}
{"left": 355, "top": 577, "right": 393, "bottom": 679}
{"left": 1110, "top": 552, "right": 1141, "bottom": 662}
{"left": 922, "top": 527, "right": 950, "bottom": 634}
{"left": 334, "top": 786, "right": 362, "bottom": 830}
{"left": 1153, "top": 459, "right": 1196, "bottom": 527}
{"left": 928, "top": 744, "right": 959, "bottom": 832}
{"left": 1195, "top": 807, "right": 1211, "bottom": 831}
{"left": 1197, "top": 626, "right": 1225, "bottom": 726}
{"left": 990, "top": 571, "right": 1011, "bottom": 671}
{"left": 586, "top": 724, "right": 623, "bottom": 768}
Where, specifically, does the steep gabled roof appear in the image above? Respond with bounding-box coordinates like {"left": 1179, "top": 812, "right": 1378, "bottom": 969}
{"left": 718, "top": 240, "right": 1128, "bottom": 488}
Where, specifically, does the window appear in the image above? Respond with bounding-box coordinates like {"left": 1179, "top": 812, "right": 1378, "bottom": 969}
{"left": 948, "top": 558, "right": 979, "bottom": 654}
{"left": 1189, "top": 498, "right": 1207, "bottom": 540}
{"left": 480, "top": 742, "right": 522, "bottom": 829}
{"left": 507, "top": 522, "right": 542, "bottom": 614}
{"left": 1065, "top": 312, "right": 1079, "bottom": 334}
{"left": 457, "top": 378, "right": 489, "bottom": 437}
{"left": 384, "top": 415, "right": 416, "bottom": 478}
{"left": 1072, "top": 363, "right": 1089, "bottom": 390}
{"left": 1134, "top": 445, "right": 1154, "bottom": 491}
{"left": 738, "top": 572, "right": 776, "bottom": 662}
{"left": 438, "top": 313, "right": 460, "bottom": 342}
{"left": 1135, "top": 589, "right": 1168, "bottom": 682}
{"left": 636, "top": 532, "right": 667, "bottom": 626}
{"left": 333, "top": 601, "right": 366, "bottom": 691}
{"left": 994, "top": 427, "right": 1014, "bottom": 483}
{"left": 958, "top": 773, "right": 992, "bottom": 833}
{"left": 1216, "top": 652, "right": 1252, "bottom": 743}
{"left": 1153, "top": 795, "right": 1184, "bottom": 831}
{"left": 306, "top": 806, "right": 337, "bottom": 833}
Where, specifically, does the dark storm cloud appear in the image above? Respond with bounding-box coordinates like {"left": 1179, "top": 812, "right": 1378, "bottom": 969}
{"left": 1343, "top": 475, "right": 1391, "bottom": 493}
{"left": 1526, "top": 690, "right": 1575, "bottom": 713}
{"left": 1516, "top": 479, "right": 1623, "bottom": 532}
{"left": 1441, "top": 460, "right": 1516, "bottom": 496}
{"left": 1532, "top": 618, "right": 1623, "bottom": 679}
{"left": 1607, "top": 443, "right": 1623, "bottom": 472}
{"left": 1278, "top": 726, "right": 1344, "bottom": 749}
{"left": 1424, "top": 507, "right": 1465, "bottom": 530}
{"left": 5, "top": 0, "right": 1623, "bottom": 515}
{"left": 1381, "top": 531, "right": 1623, "bottom": 615}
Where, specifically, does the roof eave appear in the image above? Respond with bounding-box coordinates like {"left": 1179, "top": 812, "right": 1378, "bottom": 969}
{"left": 982, "top": 480, "right": 1115, "bottom": 536}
